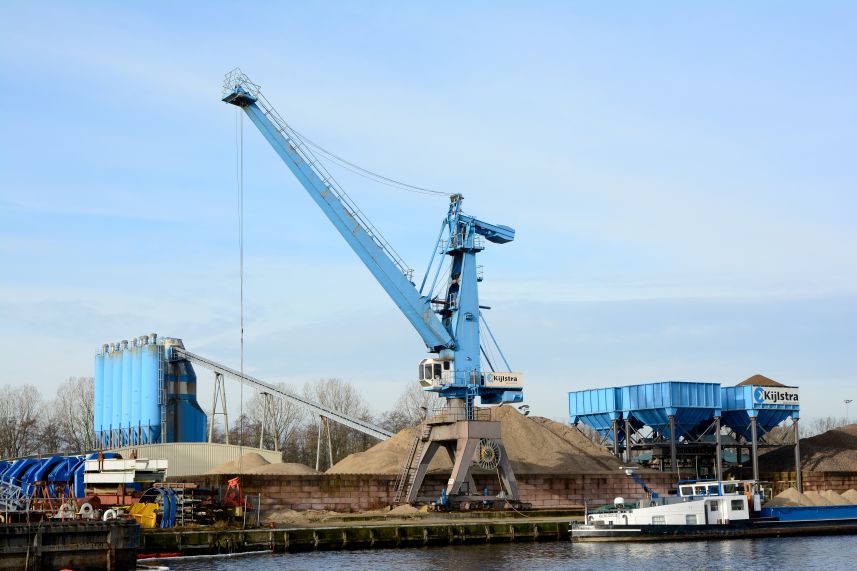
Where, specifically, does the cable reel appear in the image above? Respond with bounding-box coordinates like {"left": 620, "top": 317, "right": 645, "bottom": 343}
{"left": 476, "top": 439, "right": 501, "bottom": 470}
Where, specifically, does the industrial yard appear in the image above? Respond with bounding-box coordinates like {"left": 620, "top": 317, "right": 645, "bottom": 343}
{"left": 2, "top": 2, "right": 856, "bottom": 570}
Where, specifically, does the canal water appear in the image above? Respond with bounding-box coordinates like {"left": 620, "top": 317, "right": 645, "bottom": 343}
{"left": 145, "top": 535, "right": 857, "bottom": 570}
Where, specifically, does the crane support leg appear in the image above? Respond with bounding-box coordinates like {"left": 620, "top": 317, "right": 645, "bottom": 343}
{"left": 405, "top": 419, "right": 518, "bottom": 505}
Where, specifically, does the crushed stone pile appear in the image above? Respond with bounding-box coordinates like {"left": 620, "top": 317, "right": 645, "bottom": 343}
{"left": 758, "top": 424, "right": 857, "bottom": 472}
{"left": 327, "top": 405, "right": 623, "bottom": 475}
{"left": 207, "top": 452, "right": 320, "bottom": 475}
{"left": 765, "top": 487, "right": 857, "bottom": 507}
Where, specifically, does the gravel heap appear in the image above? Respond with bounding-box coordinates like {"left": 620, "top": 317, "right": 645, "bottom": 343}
{"left": 758, "top": 424, "right": 857, "bottom": 472}
{"left": 207, "top": 452, "right": 319, "bottom": 475}
{"left": 765, "top": 487, "right": 857, "bottom": 507}
{"left": 327, "top": 405, "right": 623, "bottom": 475}
{"left": 737, "top": 374, "right": 786, "bottom": 387}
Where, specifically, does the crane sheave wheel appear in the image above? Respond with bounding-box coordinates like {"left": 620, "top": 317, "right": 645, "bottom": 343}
{"left": 476, "top": 438, "right": 501, "bottom": 470}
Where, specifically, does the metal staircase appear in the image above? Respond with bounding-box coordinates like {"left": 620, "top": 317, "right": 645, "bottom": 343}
{"left": 394, "top": 424, "right": 431, "bottom": 503}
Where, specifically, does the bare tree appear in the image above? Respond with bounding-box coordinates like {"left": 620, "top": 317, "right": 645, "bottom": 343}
{"left": 379, "top": 382, "right": 437, "bottom": 433}
{"left": 0, "top": 384, "right": 44, "bottom": 458}
{"left": 50, "top": 376, "right": 96, "bottom": 453}
{"left": 249, "top": 383, "right": 304, "bottom": 452}
{"left": 302, "top": 378, "right": 373, "bottom": 469}
{"left": 804, "top": 416, "right": 849, "bottom": 438}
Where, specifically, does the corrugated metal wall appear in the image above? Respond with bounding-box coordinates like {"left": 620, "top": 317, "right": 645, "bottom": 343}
{"left": 108, "top": 443, "right": 282, "bottom": 477}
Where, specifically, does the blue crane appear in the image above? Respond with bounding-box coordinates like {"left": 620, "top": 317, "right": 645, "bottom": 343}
{"left": 222, "top": 70, "right": 523, "bottom": 411}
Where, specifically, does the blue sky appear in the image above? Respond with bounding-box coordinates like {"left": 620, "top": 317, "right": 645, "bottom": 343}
{"left": 1, "top": 1, "right": 855, "bottom": 423}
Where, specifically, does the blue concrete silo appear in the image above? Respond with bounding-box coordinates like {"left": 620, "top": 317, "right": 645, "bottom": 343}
{"left": 111, "top": 341, "right": 123, "bottom": 447}
{"left": 121, "top": 341, "right": 132, "bottom": 445}
{"left": 140, "top": 335, "right": 161, "bottom": 444}
{"left": 103, "top": 344, "right": 115, "bottom": 447}
{"left": 131, "top": 339, "right": 143, "bottom": 444}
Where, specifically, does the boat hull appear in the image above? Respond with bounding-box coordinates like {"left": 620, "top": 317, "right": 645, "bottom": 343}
{"left": 571, "top": 518, "right": 857, "bottom": 542}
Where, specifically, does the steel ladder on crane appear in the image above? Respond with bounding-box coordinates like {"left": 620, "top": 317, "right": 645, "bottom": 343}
{"left": 393, "top": 424, "right": 432, "bottom": 503}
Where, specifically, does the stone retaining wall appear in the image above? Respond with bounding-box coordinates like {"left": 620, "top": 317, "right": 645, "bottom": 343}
{"left": 762, "top": 471, "right": 857, "bottom": 494}
{"left": 177, "top": 472, "right": 678, "bottom": 512}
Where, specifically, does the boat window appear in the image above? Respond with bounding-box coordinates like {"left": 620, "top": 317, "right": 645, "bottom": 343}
{"left": 652, "top": 516, "right": 665, "bottom": 525}
{"left": 685, "top": 515, "right": 697, "bottom": 525}
{"left": 709, "top": 502, "right": 718, "bottom": 512}
{"left": 680, "top": 486, "right": 694, "bottom": 496}
{"left": 694, "top": 486, "right": 707, "bottom": 496}
{"left": 723, "top": 484, "right": 737, "bottom": 494}
{"left": 433, "top": 363, "right": 442, "bottom": 378}
{"left": 731, "top": 500, "right": 744, "bottom": 511}
{"left": 708, "top": 485, "right": 719, "bottom": 495}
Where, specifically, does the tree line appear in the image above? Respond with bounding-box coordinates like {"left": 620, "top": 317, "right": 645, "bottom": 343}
{"left": 0, "top": 376, "right": 434, "bottom": 470}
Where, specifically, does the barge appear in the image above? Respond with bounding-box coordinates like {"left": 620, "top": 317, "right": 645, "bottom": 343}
{"left": 571, "top": 478, "right": 857, "bottom": 542}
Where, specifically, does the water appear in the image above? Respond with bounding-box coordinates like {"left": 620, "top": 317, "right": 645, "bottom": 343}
{"left": 144, "top": 535, "right": 857, "bottom": 571}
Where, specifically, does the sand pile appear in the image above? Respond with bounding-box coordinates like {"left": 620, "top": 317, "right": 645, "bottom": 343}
{"left": 247, "top": 463, "right": 320, "bottom": 475}
{"left": 758, "top": 424, "right": 857, "bottom": 472}
{"left": 803, "top": 490, "right": 834, "bottom": 506}
{"left": 821, "top": 490, "right": 849, "bottom": 505}
{"left": 737, "top": 374, "right": 785, "bottom": 387}
{"left": 327, "top": 405, "right": 623, "bottom": 475}
{"left": 207, "top": 452, "right": 319, "bottom": 475}
{"left": 207, "top": 452, "right": 271, "bottom": 474}
{"left": 765, "top": 487, "right": 812, "bottom": 507}
{"left": 766, "top": 487, "right": 857, "bottom": 507}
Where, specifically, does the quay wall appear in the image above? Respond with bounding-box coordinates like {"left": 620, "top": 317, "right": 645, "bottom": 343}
{"left": 176, "top": 472, "right": 677, "bottom": 512}
{"left": 174, "top": 471, "right": 857, "bottom": 513}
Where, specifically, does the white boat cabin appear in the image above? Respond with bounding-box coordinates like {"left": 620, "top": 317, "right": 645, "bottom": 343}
{"left": 586, "top": 480, "right": 765, "bottom": 527}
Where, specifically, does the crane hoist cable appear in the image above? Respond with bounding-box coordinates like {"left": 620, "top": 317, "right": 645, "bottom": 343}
{"left": 288, "top": 127, "right": 448, "bottom": 198}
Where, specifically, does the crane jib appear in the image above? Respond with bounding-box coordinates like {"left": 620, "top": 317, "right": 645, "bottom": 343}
{"left": 224, "top": 86, "right": 454, "bottom": 352}
{"left": 221, "top": 71, "right": 523, "bottom": 405}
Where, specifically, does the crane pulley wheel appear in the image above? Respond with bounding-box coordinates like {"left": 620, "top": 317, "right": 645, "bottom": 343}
{"left": 476, "top": 438, "right": 501, "bottom": 470}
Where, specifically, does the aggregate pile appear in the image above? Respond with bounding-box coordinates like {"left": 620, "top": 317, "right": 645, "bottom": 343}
{"left": 765, "top": 487, "right": 857, "bottom": 507}
{"left": 327, "top": 405, "right": 623, "bottom": 475}
{"left": 758, "top": 424, "right": 857, "bottom": 472}
{"left": 208, "top": 452, "right": 320, "bottom": 475}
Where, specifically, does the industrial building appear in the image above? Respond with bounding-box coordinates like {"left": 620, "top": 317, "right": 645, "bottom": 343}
{"left": 569, "top": 375, "right": 803, "bottom": 489}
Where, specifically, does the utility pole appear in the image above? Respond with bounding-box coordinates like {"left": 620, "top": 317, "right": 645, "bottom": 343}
{"left": 846, "top": 399, "right": 853, "bottom": 425}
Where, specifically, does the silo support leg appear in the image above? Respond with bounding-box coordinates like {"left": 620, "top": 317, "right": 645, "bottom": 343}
{"left": 611, "top": 420, "right": 619, "bottom": 458}
{"left": 715, "top": 416, "right": 723, "bottom": 483}
{"left": 623, "top": 418, "right": 631, "bottom": 464}
{"left": 669, "top": 415, "right": 677, "bottom": 474}
{"left": 750, "top": 416, "right": 759, "bottom": 482}
{"left": 794, "top": 419, "right": 802, "bottom": 492}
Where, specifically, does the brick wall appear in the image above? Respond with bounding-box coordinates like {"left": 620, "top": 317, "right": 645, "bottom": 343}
{"left": 762, "top": 471, "right": 857, "bottom": 494}
{"left": 177, "top": 471, "right": 678, "bottom": 512}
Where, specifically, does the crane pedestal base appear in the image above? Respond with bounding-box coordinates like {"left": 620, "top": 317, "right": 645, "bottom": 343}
{"left": 405, "top": 420, "right": 518, "bottom": 504}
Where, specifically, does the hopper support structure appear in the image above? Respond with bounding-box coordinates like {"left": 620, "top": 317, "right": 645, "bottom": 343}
{"left": 569, "top": 378, "right": 801, "bottom": 489}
